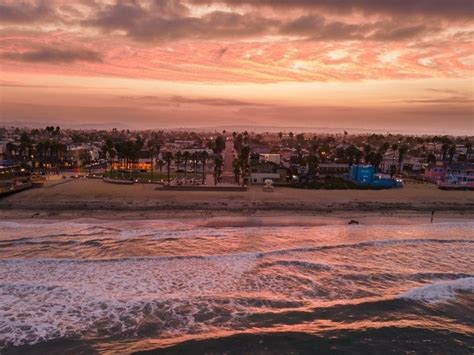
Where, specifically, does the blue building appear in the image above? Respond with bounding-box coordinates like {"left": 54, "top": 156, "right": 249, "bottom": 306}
{"left": 349, "top": 165, "right": 374, "bottom": 184}
{"left": 348, "top": 165, "right": 403, "bottom": 188}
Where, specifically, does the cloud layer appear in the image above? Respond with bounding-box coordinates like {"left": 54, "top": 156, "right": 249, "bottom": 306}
{"left": 0, "top": 0, "right": 472, "bottom": 133}
{"left": 1, "top": 47, "right": 103, "bottom": 63}
{"left": 0, "top": 0, "right": 472, "bottom": 84}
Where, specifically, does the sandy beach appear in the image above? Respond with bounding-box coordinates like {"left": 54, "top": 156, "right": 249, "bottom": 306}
{"left": 0, "top": 178, "right": 473, "bottom": 220}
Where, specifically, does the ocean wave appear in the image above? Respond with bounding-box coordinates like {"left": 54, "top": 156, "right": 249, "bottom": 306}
{"left": 1, "top": 280, "right": 471, "bottom": 351}
{"left": 258, "top": 259, "right": 333, "bottom": 271}
{"left": 264, "top": 238, "right": 474, "bottom": 257}
{"left": 1, "top": 219, "right": 473, "bottom": 352}
{"left": 399, "top": 277, "right": 474, "bottom": 303}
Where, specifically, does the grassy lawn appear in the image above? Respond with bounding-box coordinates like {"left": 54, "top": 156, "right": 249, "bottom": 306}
{"left": 103, "top": 171, "right": 175, "bottom": 182}
{"left": 135, "top": 171, "right": 176, "bottom": 182}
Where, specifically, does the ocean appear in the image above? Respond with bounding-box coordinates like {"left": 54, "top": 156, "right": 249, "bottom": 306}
{"left": 1, "top": 217, "right": 473, "bottom": 354}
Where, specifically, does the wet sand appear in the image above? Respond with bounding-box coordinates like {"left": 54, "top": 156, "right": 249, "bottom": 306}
{"left": 0, "top": 178, "right": 473, "bottom": 220}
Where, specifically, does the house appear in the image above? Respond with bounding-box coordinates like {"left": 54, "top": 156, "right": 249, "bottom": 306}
{"left": 252, "top": 146, "right": 272, "bottom": 155}
{"left": 259, "top": 154, "right": 281, "bottom": 165}
{"left": 0, "top": 164, "right": 31, "bottom": 195}
{"left": 174, "top": 140, "right": 195, "bottom": 149}
{"left": 402, "top": 157, "right": 424, "bottom": 173}
{"left": 0, "top": 140, "right": 11, "bottom": 160}
{"left": 426, "top": 163, "right": 474, "bottom": 189}
{"left": 423, "top": 164, "right": 447, "bottom": 183}
{"left": 317, "top": 163, "right": 349, "bottom": 178}
{"left": 176, "top": 148, "right": 213, "bottom": 156}
{"left": 279, "top": 148, "right": 294, "bottom": 160}
{"left": 249, "top": 161, "right": 289, "bottom": 184}
{"left": 442, "top": 163, "right": 474, "bottom": 188}
{"left": 379, "top": 152, "right": 399, "bottom": 175}
{"left": 64, "top": 144, "right": 100, "bottom": 168}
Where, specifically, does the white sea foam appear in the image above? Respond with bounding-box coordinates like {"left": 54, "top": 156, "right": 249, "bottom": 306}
{"left": 399, "top": 277, "right": 474, "bottom": 303}
{"left": 0, "top": 254, "right": 258, "bottom": 348}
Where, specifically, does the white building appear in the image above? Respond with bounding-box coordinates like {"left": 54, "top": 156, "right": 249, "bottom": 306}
{"left": 250, "top": 173, "right": 281, "bottom": 184}
{"left": 0, "top": 140, "right": 11, "bottom": 158}
{"left": 259, "top": 154, "right": 281, "bottom": 165}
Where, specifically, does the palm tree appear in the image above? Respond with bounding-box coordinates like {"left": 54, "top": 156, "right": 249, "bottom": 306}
{"left": 441, "top": 143, "right": 450, "bottom": 161}
{"left": 35, "top": 141, "right": 45, "bottom": 173}
{"left": 157, "top": 159, "right": 164, "bottom": 175}
{"left": 465, "top": 142, "right": 472, "bottom": 161}
{"left": 345, "top": 145, "right": 361, "bottom": 166}
{"left": 214, "top": 135, "right": 226, "bottom": 154}
{"left": 124, "top": 140, "right": 135, "bottom": 177}
{"left": 152, "top": 140, "right": 161, "bottom": 180}
{"left": 398, "top": 144, "right": 408, "bottom": 174}
{"left": 448, "top": 145, "right": 456, "bottom": 163}
{"left": 214, "top": 156, "right": 223, "bottom": 184}
{"left": 364, "top": 144, "right": 372, "bottom": 163}
{"left": 232, "top": 158, "right": 241, "bottom": 184}
{"left": 373, "top": 152, "right": 383, "bottom": 172}
{"left": 163, "top": 151, "right": 174, "bottom": 183}
{"left": 243, "top": 131, "right": 249, "bottom": 145}
{"left": 200, "top": 151, "right": 209, "bottom": 184}
{"left": 102, "top": 139, "right": 114, "bottom": 174}
{"left": 19, "top": 132, "right": 31, "bottom": 165}
{"left": 366, "top": 151, "right": 383, "bottom": 172}
{"left": 43, "top": 141, "right": 52, "bottom": 174}
{"left": 379, "top": 142, "right": 390, "bottom": 154}
{"left": 310, "top": 141, "right": 319, "bottom": 156}
{"left": 191, "top": 152, "right": 198, "bottom": 180}
{"left": 175, "top": 151, "right": 182, "bottom": 177}
{"left": 307, "top": 154, "right": 318, "bottom": 176}
{"left": 239, "top": 145, "right": 250, "bottom": 185}
{"left": 427, "top": 153, "right": 436, "bottom": 165}
{"left": 183, "top": 151, "right": 190, "bottom": 178}
{"left": 147, "top": 139, "right": 155, "bottom": 181}
{"left": 6, "top": 142, "right": 17, "bottom": 163}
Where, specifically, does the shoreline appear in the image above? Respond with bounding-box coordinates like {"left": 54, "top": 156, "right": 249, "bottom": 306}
{"left": 0, "top": 208, "right": 472, "bottom": 224}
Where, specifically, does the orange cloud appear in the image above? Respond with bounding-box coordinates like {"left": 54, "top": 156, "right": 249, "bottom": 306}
{"left": 0, "top": 0, "right": 472, "bottom": 133}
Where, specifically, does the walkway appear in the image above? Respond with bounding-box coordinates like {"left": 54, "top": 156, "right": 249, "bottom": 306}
{"left": 221, "top": 140, "right": 237, "bottom": 184}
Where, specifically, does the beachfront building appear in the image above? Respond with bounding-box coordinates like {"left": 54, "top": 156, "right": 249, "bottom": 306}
{"left": 348, "top": 165, "right": 403, "bottom": 188}
{"left": 259, "top": 154, "right": 281, "bottom": 165}
{"left": 378, "top": 152, "right": 398, "bottom": 175}
{"left": 425, "top": 163, "right": 474, "bottom": 187}
{"left": 0, "top": 163, "right": 32, "bottom": 196}
{"left": 249, "top": 160, "right": 289, "bottom": 184}
{"left": 65, "top": 144, "right": 101, "bottom": 168}
{"left": 111, "top": 158, "right": 152, "bottom": 172}
{"left": 317, "top": 163, "right": 349, "bottom": 178}
{"left": 0, "top": 140, "right": 11, "bottom": 161}
{"left": 443, "top": 164, "right": 474, "bottom": 188}
{"left": 401, "top": 157, "right": 424, "bottom": 174}
{"left": 423, "top": 164, "right": 448, "bottom": 183}
{"left": 349, "top": 165, "right": 374, "bottom": 184}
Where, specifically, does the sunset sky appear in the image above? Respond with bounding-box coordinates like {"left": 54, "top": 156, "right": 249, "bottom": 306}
{"left": 0, "top": 0, "right": 473, "bottom": 134}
